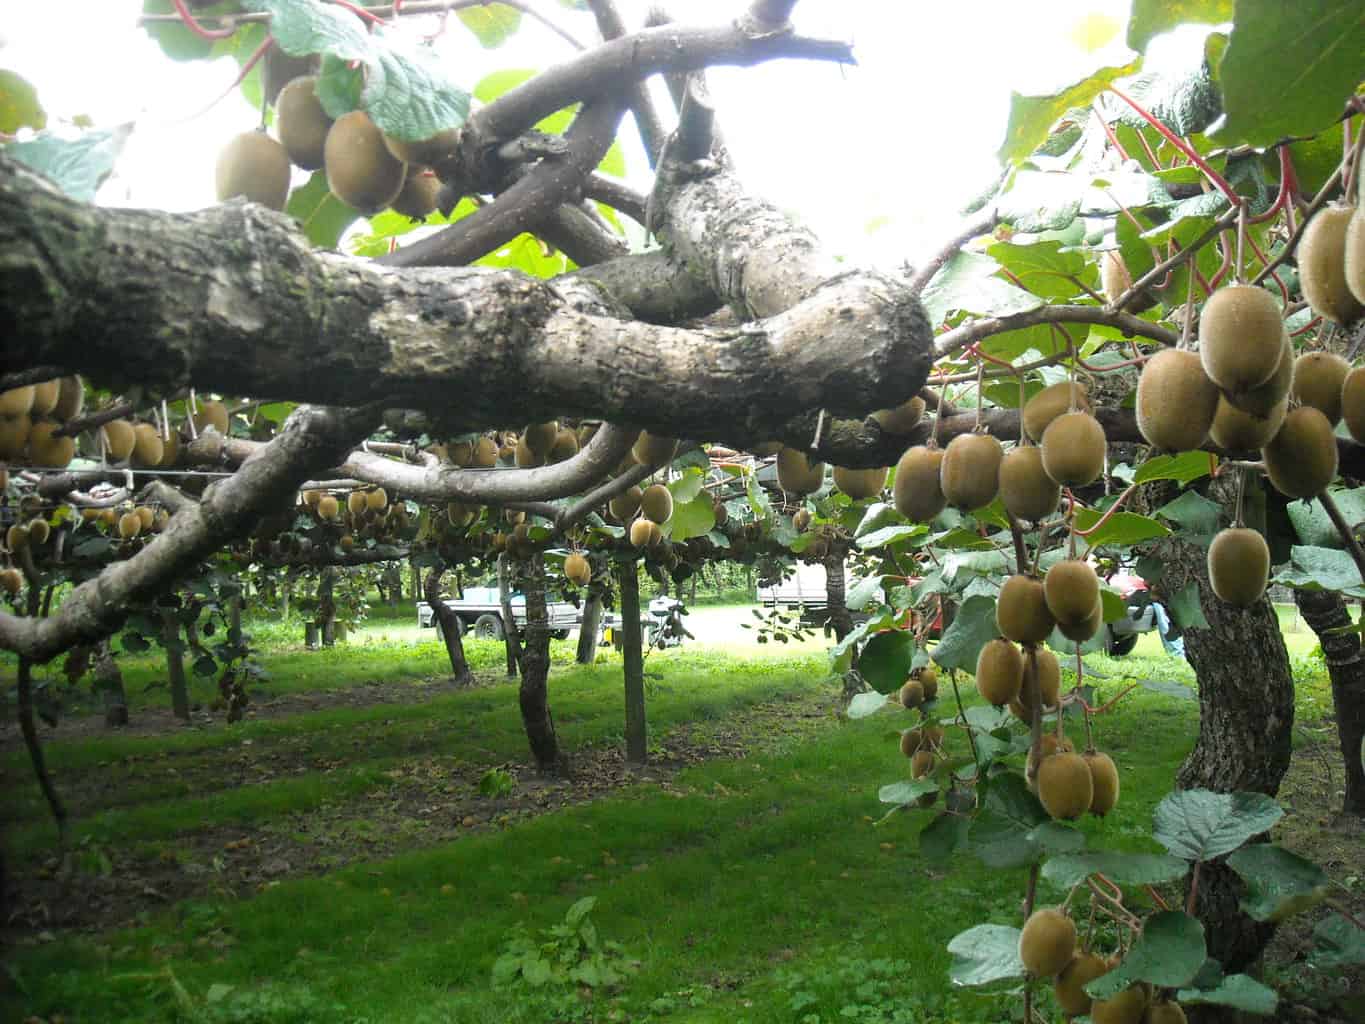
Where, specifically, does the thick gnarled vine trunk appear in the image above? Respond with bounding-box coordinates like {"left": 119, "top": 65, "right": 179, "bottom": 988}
{"left": 424, "top": 563, "right": 473, "bottom": 686}
{"left": 517, "top": 553, "right": 558, "bottom": 770}
{"left": 1293, "top": 587, "right": 1365, "bottom": 815}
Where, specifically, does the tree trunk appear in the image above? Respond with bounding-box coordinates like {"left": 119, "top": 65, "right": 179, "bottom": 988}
{"left": 1293, "top": 587, "right": 1365, "bottom": 815}
{"left": 161, "top": 608, "right": 191, "bottom": 722}
{"left": 18, "top": 655, "right": 66, "bottom": 843}
{"left": 577, "top": 588, "right": 603, "bottom": 665}
{"left": 319, "top": 565, "right": 337, "bottom": 647}
{"left": 497, "top": 553, "right": 522, "bottom": 677}
{"left": 425, "top": 563, "right": 473, "bottom": 685}
{"left": 95, "top": 638, "right": 128, "bottom": 727}
{"left": 409, "top": 554, "right": 422, "bottom": 601}
{"left": 824, "top": 542, "right": 853, "bottom": 641}
{"left": 1150, "top": 530, "right": 1294, "bottom": 973}
{"left": 518, "top": 553, "right": 559, "bottom": 770}
{"left": 618, "top": 558, "right": 647, "bottom": 765}
{"left": 281, "top": 571, "right": 292, "bottom": 618}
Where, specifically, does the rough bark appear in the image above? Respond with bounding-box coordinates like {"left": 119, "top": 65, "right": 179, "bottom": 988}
{"left": 577, "top": 588, "right": 604, "bottom": 665}
{"left": 425, "top": 563, "right": 473, "bottom": 686}
{"left": 17, "top": 655, "right": 66, "bottom": 843}
{"left": 161, "top": 608, "right": 191, "bottom": 722}
{"left": 318, "top": 566, "right": 337, "bottom": 648}
{"left": 823, "top": 542, "right": 853, "bottom": 641}
{"left": 1293, "top": 587, "right": 1365, "bottom": 815}
{"left": 94, "top": 638, "right": 128, "bottom": 728}
{"left": 518, "top": 553, "right": 559, "bottom": 770}
{"left": 618, "top": 558, "right": 647, "bottom": 765}
{"left": 497, "top": 554, "right": 522, "bottom": 677}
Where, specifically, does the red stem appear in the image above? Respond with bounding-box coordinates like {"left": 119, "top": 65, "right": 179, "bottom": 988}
{"left": 1073, "top": 483, "right": 1139, "bottom": 539}
{"left": 1291, "top": 316, "right": 1324, "bottom": 338}
{"left": 1108, "top": 86, "right": 1241, "bottom": 206}
{"left": 170, "top": 0, "right": 237, "bottom": 39}
{"left": 330, "top": 0, "right": 387, "bottom": 24}
{"left": 1094, "top": 106, "right": 1130, "bottom": 163}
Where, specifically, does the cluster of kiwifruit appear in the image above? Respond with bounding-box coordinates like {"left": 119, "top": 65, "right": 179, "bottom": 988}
{"left": 896, "top": 664, "right": 942, "bottom": 806}
{"left": 564, "top": 551, "right": 592, "bottom": 587}
{"left": 628, "top": 483, "right": 673, "bottom": 548}
{"left": 512, "top": 421, "right": 589, "bottom": 468}
{"left": 1037, "top": 741, "right": 1120, "bottom": 820}
{"left": 215, "top": 50, "right": 449, "bottom": 219}
{"left": 1298, "top": 196, "right": 1365, "bottom": 328}
{"left": 1019, "top": 908, "right": 1184, "bottom": 1021}
{"left": 77, "top": 503, "right": 169, "bottom": 540}
{"left": 299, "top": 486, "right": 411, "bottom": 553}
{"left": 0, "top": 377, "right": 87, "bottom": 469}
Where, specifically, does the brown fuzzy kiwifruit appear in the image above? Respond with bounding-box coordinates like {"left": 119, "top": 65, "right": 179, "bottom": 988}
{"left": 158, "top": 428, "right": 180, "bottom": 468}
{"left": 1038, "top": 751, "right": 1094, "bottom": 820}
{"left": 1017, "top": 647, "right": 1061, "bottom": 712}
{"left": 628, "top": 518, "right": 655, "bottom": 547}
{"left": 633, "top": 431, "right": 679, "bottom": 469}
{"left": 1263, "top": 405, "right": 1338, "bottom": 498}
{"left": 1041, "top": 411, "right": 1106, "bottom": 487}
{"left": 998, "top": 446, "right": 1061, "bottom": 522}
{"left": 0, "top": 567, "right": 21, "bottom": 595}
{"left": 609, "top": 485, "right": 643, "bottom": 521}
{"left": 346, "top": 491, "right": 367, "bottom": 518}
{"left": 318, "top": 495, "right": 340, "bottom": 520}
{"left": 917, "top": 665, "right": 939, "bottom": 701}
{"left": 1347, "top": 205, "right": 1365, "bottom": 305}
{"left": 1225, "top": 330, "right": 1294, "bottom": 416}
{"left": 276, "top": 75, "right": 332, "bottom": 171}
{"left": 1100, "top": 249, "right": 1133, "bottom": 304}
{"left": 514, "top": 437, "right": 545, "bottom": 468}
{"left": 1210, "top": 394, "right": 1287, "bottom": 451}
{"left": 975, "top": 638, "right": 1023, "bottom": 706}
{"left": 910, "top": 749, "right": 936, "bottom": 782}
{"left": 1058, "top": 598, "right": 1103, "bottom": 643}
{"left": 30, "top": 379, "right": 59, "bottom": 417}
{"left": 131, "top": 423, "right": 164, "bottom": 467}
{"left": 27, "top": 518, "right": 51, "bottom": 545}
{"left": 939, "top": 432, "right": 1002, "bottom": 511}
{"left": 6, "top": 524, "right": 29, "bottom": 550}
{"left": 27, "top": 421, "right": 73, "bottom": 468}
{"left": 446, "top": 502, "right": 474, "bottom": 528}
{"left": 833, "top": 465, "right": 888, "bottom": 500}
{"left": 1200, "top": 284, "right": 1285, "bottom": 392}
{"left": 1207, "top": 526, "right": 1270, "bottom": 607}
{"left": 1023, "top": 381, "right": 1091, "bottom": 443}
{"left": 792, "top": 508, "right": 812, "bottom": 532}
{"left": 1137, "top": 349, "right": 1219, "bottom": 451}
{"left": 0, "top": 414, "right": 32, "bottom": 460}
{"left": 1036, "top": 732, "right": 1074, "bottom": 758}
{"left": 52, "top": 376, "right": 84, "bottom": 421}
{"left": 1018, "top": 908, "right": 1076, "bottom": 978}
{"left": 641, "top": 484, "right": 673, "bottom": 524}
{"left": 898, "top": 679, "right": 925, "bottom": 710}
{"left": 389, "top": 168, "right": 440, "bottom": 220}
{"left": 383, "top": 128, "right": 459, "bottom": 168}
{"left": 1054, "top": 952, "right": 1108, "bottom": 1016}
{"left": 134, "top": 506, "right": 155, "bottom": 532}
{"left": 102, "top": 419, "right": 136, "bottom": 461}
{"left": 996, "top": 574, "right": 1055, "bottom": 645}
{"left": 564, "top": 552, "right": 592, "bottom": 587}
{"left": 901, "top": 724, "right": 944, "bottom": 756}
{"left": 1292, "top": 351, "right": 1351, "bottom": 425}
{"left": 523, "top": 421, "right": 559, "bottom": 456}
{"left": 324, "top": 111, "right": 407, "bottom": 214}
{"left": 870, "top": 396, "right": 925, "bottom": 435}
{"left": 118, "top": 511, "right": 142, "bottom": 540}
{"left": 777, "top": 447, "right": 825, "bottom": 495}
{"left": 1086, "top": 750, "right": 1120, "bottom": 816}
{"left": 1299, "top": 205, "right": 1363, "bottom": 325}
{"left": 548, "top": 428, "right": 579, "bottom": 464}
{"left": 366, "top": 488, "right": 388, "bottom": 511}
{"left": 192, "top": 400, "right": 230, "bottom": 436}
{"left": 1090, "top": 985, "right": 1151, "bottom": 1024}
{"left": 1144, "top": 1000, "right": 1188, "bottom": 1024}
{"left": 893, "top": 445, "right": 946, "bottom": 523}
{"left": 1343, "top": 366, "right": 1365, "bottom": 444}
{"left": 898, "top": 728, "right": 918, "bottom": 758}
{"left": 1044, "top": 559, "right": 1100, "bottom": 625}
{"left": 0, "top": 386, "right": 34, "bottom": 416}
{"left": 473, "top": 435, "right": 499, "bottom": 468}
{"left": 215, "top": 131, "right": 292, "bottom": 211}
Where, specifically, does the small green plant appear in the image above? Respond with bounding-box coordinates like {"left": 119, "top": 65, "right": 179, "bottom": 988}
{"left": 479, "top": 766, "right": 517, "bottom": 798}
{"left": 492, "top": 896, "right": 638, "bottom": 991}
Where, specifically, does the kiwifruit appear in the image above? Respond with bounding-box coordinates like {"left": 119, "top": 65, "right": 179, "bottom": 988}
{"left": 997, "top": 574, "right": 1055, "bottom": 644}
{"left": 27, "top": 518, "right": 50, "bottom": 545}
{"left": 118, "top": 511, "right": 142, "bottom": 540}
{"left": 1209, "top": 394, "right": 1287, "bottom": 451}
{"left": 975, "top": 638, "right": 1023, "bottom": 706}
{"left": 893, "top": 445, "right": 947, "bottom": 523}
{"left": 6, "top": 524, "right": 29, "bottom": 550}
{"left": 366, "top": 488, "right": 388, "bottom": 511}
{"left": 29, "top": 379, "right": 59, "bottom": 417}
{"left": 346, "top": 491, "right": 367, "bottom": 518}
{"left": 0, "top": 386, "right": 34, "bottom": 416}
{"left": 52, "top": 376, "right": 84, "bottom": 421}
{"left": 158, "top": 428, "right": 180, "bottom": 468}
{"left": 609, "top": 485, "right": 643, "bottom": 520}
{"left": 0, "top": 567, "right": 21, "bottom": 595}
{"left": 1343, "top": 366, "right": 1365, "bottom": 443}
{"left": 1018, "top": 908, "right": 1076, "bottom": 978}
{"left": 382, "top": 127, "right": 459, "bottom": 168}
{"left": 324, "top": 110, "right": 408, "bottom": 215}
{"left": 910, "top": 748, "right": 936, "bottom": 780}
{"left": 1058, "top": 598, "right": 1103, "bottom": 643}
{"left": 1347, "top": 205, "right": 1365, "bottom": 305}
{"left": 447, "top": 502, "right": 474, "bottom": 527}
{"left": 1091, "top": 985, "right": 1151, "bottom": 1024}
{"left": 134, "top": 506, "right": 155, "bottom": 532}
{"left": 940, "top": 433, "right": 1002, "bottom": 510}
{"left": 1143, "top": 1000, "right": 1188, "bottom": 1024}
{"left": 1136, "top": 349, "right": 1219, "bottom": 451}
{"left": 870, "top": 396, "right": 925, "bottom": 435}
{"left": 1101, "top": 249, "right": 1133, "bottom": 304}
{"left": 1023, "top": 381, "right": 1090, "bottom": 442}
{"left": 1298, "top": 205, "right": 1363, "bottom": 325}
{"left": 832, "top": 465, "right": 888, "bottom": 500}
{"left": 1044, "top": 559, "right": 1100, "bottom": 625}
{"left": 1055, "top": 952, "right": 1108, "bottom": 1016}
{"left": 1038, "top": 751, "right": 1094, "bottom": 820}
{"left": 261, "top": 45, "right": 315, "bottom": 105}
{"left": 899, "top": 728, "right": 919, "bottom": 758}
{"left": 1225, "top": 330, "right": 1294, "bottom": 416}
{"left": 561, "top": 552, "right": 591, "bottom": 588}
{"left": 1292, "top": 351, "right": 1351, "bottom": 425}
{"left": 1263, "top": 405, "right": 1338, "bottom": 498}
{"left": 1207, "top": 526, "right": 1270, "bottom": 607}
{"left": 215, "top": 131, "right": 292, "bottom": 211}
{"left": 1036, "top": 732, "right": 1075, "bottom": 758}
{"left": 103, "top": 419, "right": 135, "bottom": 461}
{"left": 515, "top": 437, "right": 545, "bottom": 468}
{"left": 917, "top": 665, "right": 939, "bottom": 700}
{"left": 523, "top": 421, "right": 559, "bottom": 456}
{"left": 473, "top": 436, "right": 499, "bottom": 468}
{"left": 633, "top": 431, "right": 678, "bottom": 469}
{"left": 131, "top": 423, "right": 164, "bottom": 468}
{"left": 154, "top": 509, "right": 170, "bottom": 532}
{"left": 898, "top": 679, "right": 925, "bottom": 710}
{"left": 390, "top": 168, "right": 440, "bottom": 219}
{"left": 1041, "top": 411, "right": 1106, "bottom": 487}
{"left": 0, "top": 414, "right": 32, "bottom": 460}
{"left": 192, "top": 400, "right": 230, "bottom": 436}
{"left": 901, "top": 724, "right": 944, "bottom": 756}
{"left": 340, "top": 533, "right": 356, "bottom": 552}
{"left": 792, "top": 508, "right": 812, "bottom": 532}
{"left": 647, "top": 520, "right": 665, "bottom": 547}
{"left": 641, "top": 484, "right": 673, "bottom": 524}
{"left": 301, "top": 489, "right": 322, "bottom": 507}
{"left": 548, "top": 428, "right": 579, "bottom": 464}
{"left": 998, "top": 445, "right": 1061, "bottom": 522}
{"left": 1086, "top": 750, "right": 1120, "bottom": 815}
{"left": 99, "top": 508, "right": 117, "bottom": 528}
{"left": 275, "top": 75, "right": 332, "bottom": 171}
{"left": 630, "top": 518, "right": 654, "bottom": 547}
{"left": 1200, "top": 284, "right": 1285, "bottom": 392}
{"left": 776, "top": 447, "right": 825, "bottom": 495}
{"left": 1017, "top": 647, "right": 1061, "bottom": 712}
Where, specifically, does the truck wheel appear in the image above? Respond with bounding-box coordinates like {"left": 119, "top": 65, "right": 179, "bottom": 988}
{"left": 1106, "top": 627, "right": 1138, "bottom": 658}
{"left": 551, "top": 629, "right": 571, "bottom": 641}
{"left": 473, "top": 614, "right": 504, "bottom": 640}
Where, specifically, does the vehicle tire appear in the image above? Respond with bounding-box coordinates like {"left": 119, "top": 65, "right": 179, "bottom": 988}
{"left": 550, "top": 629, "right": 571, "bottom": 641}
{"left": 1106, "top": 627, "right": 1138, "bottom": 658}
{"left": 473, "top": 614, "right": 504, "bottom": 640}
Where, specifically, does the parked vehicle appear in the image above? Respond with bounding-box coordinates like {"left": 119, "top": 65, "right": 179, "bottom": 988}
{"left": 417, "top": 586, "right": 580, "bottom": 640}
{"left": 757, "top": 561, "right": 944, "bottom": 635}
{"left": 1105, "top": 568, "right": 1184, "bottom": 658}
{"left": 600, "top": 596, "right": 692, "bottom": 651}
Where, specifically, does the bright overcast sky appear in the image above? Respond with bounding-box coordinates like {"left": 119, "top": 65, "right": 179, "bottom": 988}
{"left": 2, "top": 0, "right": 1133, "bottom": 267}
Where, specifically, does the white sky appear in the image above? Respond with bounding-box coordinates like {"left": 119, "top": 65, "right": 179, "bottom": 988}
{"left": 1, "top": 0, "right": 1133, "bottom": 267}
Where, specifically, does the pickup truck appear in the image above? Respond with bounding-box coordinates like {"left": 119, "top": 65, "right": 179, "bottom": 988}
{"left": 417, "top": 586, "right": 581, "bottom": 640}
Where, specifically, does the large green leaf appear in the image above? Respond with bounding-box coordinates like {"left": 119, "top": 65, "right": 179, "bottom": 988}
{"left": 858, "top": 630, "right": 916, "bottom": 694}
{"left": 1178, "top": 972, "right": 1279, "bottom": 1015}
{"left": 1136, "top": 452, "right": 1215, "bottom": 486}
{"left": 1226, "top": 844, "right": 1331, "bottom": 923}
{"left": 845, "top": 574, "right": 888, "bottom": 612}
{"left": 879, "top": 780, "right": 939, "bottom": 806}
{"left": 919, "top": 251, "right": 1043, "bottom": 325}
{"left": 1152, "top": 789, "right": 1283, "bottom": 862}
{"left": 286, "top": 170, "right": 360, "bottom": 249}
{"left": 931, "top": 594, "right": 999, "bottom": 675}
{"left": 1156, "top": 490, "right": 1222, "bottom": 544}
{"left": 457, "top": 4, "right": 523, "bottom": 47}
{"left": 995, "top": 171, "right": 1083, "bottom": 233}
{"left": 1214, "top": 0, "right": 1365, "bottom": 148}
{"left": 985, "top": 240, "right": 1092, "bottom": 301}
{"left": 1310, "top": 914, "right": 1365, "bottom": 967}
{"left": 7, "top": 126, "right": 132, "bottom": 202}
{"left": 1286, "top": 487, "right": 1365, "bottom": 549}
{"left": 0, "top": 69, "right": 47, "bottom": 133}
{"left": 1073, "top": 509, "right": 1170, "bottom": 548}
{"left": 947, "top": 924, "right": 1025, "bottom": 987}
{"left": 667, "top": 495, "right": 715, "bottom": 542}
{"left": 141, "top": 0, "right": 245, "bottom": 60}
{"left": 997, "top": 60, "right": 1142, "bottom": 166}
{"left": 846, "top": 691, "right": 892, "bottom": 720}
{"left": 919, "top": 812, "right": 970, "bottom": 859}
{"left": 1275, "top": 545, "right": 1365, "bottom": 596}
{"left": 1128, "top": 0, "right": 1231, "bottom": 51}
{"left": 967, "top": 773, "right": 1049, "bottom": 868}
{"left": 857, "top": 524, "right": 925, "bottom": 550}
{"left": 1087, "top": 912, "right": 1207, "bottom": 998}
{"left": 1042, "top": 851, "right": 1188, "bottom": 889}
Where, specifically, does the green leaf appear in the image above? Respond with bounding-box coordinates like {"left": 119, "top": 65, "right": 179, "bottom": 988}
{"left": 947, "top": 924, "right": 1025, "bottom": 987}
{"left": 1167, "top": 581, "right": 1209, "bottom": 631}
{"left": 667, "top": 495, "right": 715, "bottom": 542}
{"left": 0, "top": 70, "right": 47, "bottom": 133}
{"left": 1087, "top": 911, "right": 1207, "bottom": 998}
{"left": 879, "top": 780, "right": 938, "bottom": 806}
{"left": 995, "top": 171, "right": 1084, "bottom": 233}
{"left": 1213, "top": 0, "right": 1365, "bottom": 148}
{"left": 919, "top": 251, "right": 1043, "bottom": 324}
{"left": 1286, "top": 487, "right": 1365, "bottom": 548}
{"left": 1156, "top": 490, "right": 1222, "bottom": 543}
{"left": 1025, "top": 822, "right": 1087, "bottom": 857}
{"left": 7, "top": 125, "right": 132, "bottom": 202}
{"left": 121, "top": 632, "right": 151, "bottom": 654}
{"left": 1152, "top": 790, "right": 1283, "bottom": 862}
{"left": 1099, "top": 587, "right": 1127, "bottom": 624}
{"left": 1310, "top": 913, "right": 1365, "bottom": 967}
{"left": 930, "top": 594, "right": 1000, "bottom": 675}
{"left": 854, "top": 502, "right": 902, "bottom": 539}
{"left": 1042, "top": 851, "right": 1188, "bottom": 889}
{"left": 986, "top": 240, "right": 1091, "bottom": 301}
{"left": 858, "top": 630, "right": 916, "bottom": 694}
{"left": 846, "top": 691, "right": 891, "bottom": 720}
{"left": 1136, "top": 451, "right": 1215, "bottom": 486}
{"left": 140, "top": 0, "right": 243, "bottom": 61}
{"left": 919, "top": 812, "right": 970, "bottom": 859}
{"left": 1127, "top": 0, "right": 1231, "bottom": 51}
{"left": 846, "top": 574, "right": 888, "bottom": 612}
{"left": 1073, "top": 509, "right": 1170, "bottom": 548}
{"left": 457, "top": 4, "right": 523, "bottom": 47}
{"left": 564, "top": 896, "right": 595, "bottom": 926}
{"left": 1227, "top": 844, "right": 1331, "bottom": 923}
{"left": 968, "top": 773, "right": 1049, "bottom": 868}
{"left": 285, "top": 170, "right": 361, "bottom": 249}
{"left": 997, "top": 60, "right": 1142, "bottom": 166}
{"left": 857, "top": 524, "right": 926, "bottom": 550}
{"left": 192, "top": 654, "right": 219, "bottom": 677}
{"left": 1137, "top": 677, "right": 1198, "bottom": 701}
{"left": 1177, "top": 972, "right": 1279, "bottom": 1014}
{"left": 1275, "top": 545, "right": 1365, "bottom": 596}
{"left": 667, "top": 469, "right": 705, "bottom": 504}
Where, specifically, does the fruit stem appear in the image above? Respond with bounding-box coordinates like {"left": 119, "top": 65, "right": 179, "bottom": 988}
{"left": 1071, "top": 483, "right": 1138, "bottom": 541}
{"left": 1107, "top": 86, "right": 1241, "bottom": 206}
{"left": 1186, "top": 859, "right": 1202, "bottom": 916}
{"left": 1091, "top": 102, "right": 1130, "bottom": 164}
{"left": 169, "top": 0, "right": 238, "bottom": 40}
{"left": 949, "top": 673, "right": 982, "bottom": 781}
{"left": 1344, "top": 111, "right": 1365, "bottom": 203}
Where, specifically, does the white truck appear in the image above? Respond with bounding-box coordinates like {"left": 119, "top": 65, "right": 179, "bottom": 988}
{"left": 417, "top": 586, "right": 581, "bottom": 640}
